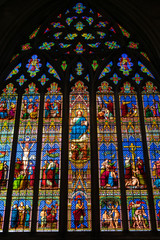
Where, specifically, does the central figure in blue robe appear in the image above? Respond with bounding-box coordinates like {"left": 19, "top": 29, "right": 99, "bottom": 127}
{"left": 70, "top": 110, "right": 88, "bottom": 141}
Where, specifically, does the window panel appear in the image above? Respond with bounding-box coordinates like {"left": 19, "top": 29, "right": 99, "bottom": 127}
{"left": 142, "top": 81, "right": 160, "bottom": 230}
{"left": 0, "top": 83, "right": 18, "bottom": 231}
{"left": 96, "top": 82, "right": 122, "bottom": 231}
{"left": 37, "top": 83, "right": 62, "bottom": 231}
{"left": 120, "top": 82, "right": 151, "bottom": 231}
{"left": 9, "top": 83, "right": 40, "bottom": 232}
{"left": 68, "top": 81, "right": 91, "bottom": 231}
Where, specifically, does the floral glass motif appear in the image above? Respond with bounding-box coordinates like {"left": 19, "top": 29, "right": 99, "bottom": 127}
{"left": 110, "top": 73, "right": 121, "bottom": 85}
{"left": 39, "top": 42, "right": 55, "bottom": 50}
{"left": 16, "top": 75, "right": 27, "bottom": 86}
{"left": 74, "top": 42, "right": 85, "bottom": 54}
{"left": 138, "top": 62, "right": 154, "bottom": 79}
{"left": 81, "top": 33, "right": 95, "bottom": 40}
{"left": 65, "top": 33, "right": 77, "bottom": 40}
{"left": 120, "top": 82, "right": 150, "bottom": 231}
{"left": 118, "top": 24, "right": 130, "bottom": 38}
{"left": 66, "top": 17, "right": 77, "bottom": 26}
{"left": 6, "top": 63, "right": 21, "bottom": 80}
{"left": 70, "top": 74, "right": 74, "bottom": 82}
{"left": 109, "top": 27, "right": 116, "bottom": 33}
{"left": 105, "top": 41, "right": 120, "bottom": 49}
{"left": 44, "top": 28, "right": 50, "bottom": 34}
{"left": 0, "top": 84, "right": 17, "bottom": 231}
{"left": 22, "top": 43, "right": 32, "bottom": 51}
{"left": 61, "top": 61, "right": 67, "bottom": 71}
{"left": 85, "top": 75, "right": 89, "bottom": 82}
{"left": 9, "top": 83, "right": 39, "bottom": 232}
{"left": 10, "top": 54, "right": 19, "bottom": 63}
{"left": 53, "top": 32, "right": 62, "bottom": 39}
{"left": 51, "top": 22, "right": 65, "bottom": 28}
{"left": 5, "top": 1, "right": 143, "bottom": 58}
{"left": 26, "top": 55, "right": 42, "bottom": 77}
{"left": 65, "top": 10, "right": 69, "bottom": 15}
{"left": 59, "top": 43, "right": 71, "bottom": 48}
{"left": 88, "top": 43, "right": 100, "bottom": 48}
{"left": 99, "top": 62, "right": 113, "bottom": 79}
{"left": 75, "top": 62, "right": 84, "bottom": 76}
{"left": 95, "top": 21, "right": 108, "bottom": 28}
{"left": 132, "top": 73, "right": 143, "bottom": 84}
{"left": 37, "top": 83, "right": 62, "bottom": 231}
{"left": 142, "top": 82, "right": 160, "bottom": 230}
{"left": 92, "top": 60, "right": 98, "bottom": 71}
{"left": 73, "top": 3, "right": 86, "bottom": 14}
{"left": 29, "top": 26, "right": 40, "bottom": 39}
{"left": 97, "top": 31, "right": 106, "bottom": 39}
{"left": 68, "top": 81, "right": 91, "bottom": 231}
{"left": 89, "top": 9, "right": 94, "bottom": 14}
{"left": 74, "top": 22, "right": 85, "bottom": 31}
{"left": 82, "top": 17, "right": 93, "bottom": 25}
{"left": 38, "top": 75, "right": 49, "bottom": 86}
{"left": 97, "top": 82, "right": 122, "bottom": 231}
{"left": 140, "top": 52, "right": 150, "bottom": 61}
{"left": 117, "top": 54, "right": 133, "bottom": 76}
{"left": 128, "top": 42, "right": 139, "bottom": 49}
{"left": 46, "top": 63, "right": 61, "bottom": 80}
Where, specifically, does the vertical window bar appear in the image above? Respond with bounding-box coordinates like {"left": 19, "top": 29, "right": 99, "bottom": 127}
{"left": 90, "top": 86, "right": 100, "bottom": 233}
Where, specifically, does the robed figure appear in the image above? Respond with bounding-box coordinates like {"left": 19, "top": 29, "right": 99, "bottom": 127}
{"left": 11, "top": 204, "right": 19, "bottom": 228}
{"left": 70, "top": 110, "right": 88, "bottom": 141}
{"left": 73, "top": 199, "right": 86, "bottom": 230}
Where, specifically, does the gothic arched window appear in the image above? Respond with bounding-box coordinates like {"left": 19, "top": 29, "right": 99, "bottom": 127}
{"left": 0, "top": 1, "right": 160, "bottom": 235}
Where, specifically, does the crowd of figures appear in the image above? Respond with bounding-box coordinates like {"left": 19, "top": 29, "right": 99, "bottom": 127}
{"left": 97, "top": 97, "right": 114, "bottom": 120}
{"left": 100, "top": 158, "right": 118, "bottom": 188}
{"left": 10, "top": 202, "right": 31, "bottom": 229}
{"left": 0, "top": 98, "right": 16, "bottom": 120}
{"left": 124, "top": 156, "right": 146, "bottom": 189}
{"left": 21, "top": 98, "right": 39, "bottom": 119}
{"left": 41, "top": 158, "right": 59, "bottom": 189}
{"left": 121, "top": 100, "right": 138, "bottom": 118}
{"left": 144, "top": 99, "right": 160, "bottom": 118}
{"left": 45, "top": 98, "right": 61, "bottom": 119}
{"left": 13, "top": 139, "right": 36, "bottom": 190}
{"left": 39, "top": 203, "right": 58, "bottom": 229}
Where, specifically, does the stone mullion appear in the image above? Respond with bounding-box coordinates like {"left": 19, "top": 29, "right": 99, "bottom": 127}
{"left": 90, "top": 86, "right": 100, "bottom": 235}
{"left": 59, "top": 79, "right": 69, "bottom": 234}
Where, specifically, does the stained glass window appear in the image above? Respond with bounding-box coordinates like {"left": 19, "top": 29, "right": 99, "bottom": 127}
{"left": 0, "top": 84, "right": 18, "bottom": 231}
{"left": 37, "top": 83, "right": 62, "bottom": 231}
{"left": 97, "top": 82, "right": 122, "bottom": 231}
{"left": 9, "top": 83, "right": 39, "bottom": 232}
{"left": 120, "top": 82, "right": 150, "bottom": 231}
{"left": 68, "top": 81, "right": 91, "bottom": 231}
{"left": 0, "top": 0, "right": 159, "bottom": 236}
{"left": 142, "top": 82, "right": 160, "bottom": 230}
